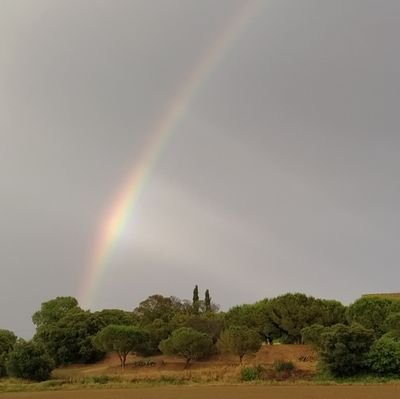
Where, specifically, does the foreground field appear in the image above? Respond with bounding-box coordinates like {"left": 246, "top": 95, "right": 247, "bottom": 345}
{"left": 2, "top": 385, "right": 400, "bottom": 399}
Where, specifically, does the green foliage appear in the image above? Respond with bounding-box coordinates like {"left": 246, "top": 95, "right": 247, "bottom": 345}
{"left": 0, "top": 329, "right": 17, "bottom": 377}
{"left": 301, "top": 324, "right": 326, "bottom": 349}
{"left": 240, "top": 366, "right": 262, "bottom": 381}
{"left": 183, "top": 313, "right": 225, "bottom": 344}
{"left": 91, "top": 375, "right": 112, "bottom": 384}
{"left": 93, "top": 309, "right": 136, "bottom": 327}
{"left": 204, "top": 289, "right": 211, "bottom": 312}
{"left": 346, "top": 297, "right": 400, "bottom": 337}
{"left": 32, "top": 297, "right": 80, "bottom": 328}
{"left": 368, "top": 335, "right": 400, "bottom": 375}
{"left": 384, "top": 312, "right": 400, "bottom": 335}
{"left": 34, "top": 310, "right": 104, "bottom": 365}
{"left": 193, "top": 285, "right": 200, "bottom": 314}
{"left": 134, "top": 295, "right": 188, "bottom": 325}
{"left": 319, "top": 323, "right": 375, "bottom": 377}
{"left": 93, "top": 325, "right": 147, "bottom": 368}
{"left": 159, "top": 327, "right": 213, "bottom": 368}
{"left": 318, "top": 300, "right": 347, "bottom": 326}
{"left": 6, "top": 340, "right": 54, "bottom": 381}
{"left": 225, "top": 301, "right": 279, "bottom": 344}
{"left": 217, "top": 326, "right": 262, "bottom": 363}
{"left": 273, "top": 360, "right": 295, "bottom": 373}
{"left": 267, "top": 293, "right": 346, "bottom": 343}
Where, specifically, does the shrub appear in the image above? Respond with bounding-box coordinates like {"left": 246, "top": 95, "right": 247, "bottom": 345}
{"left": 6, "top": 340, "right": 54, "bottom": 381}
{"left": 91, "top": 375, "right": 112, "bottom": 384}
{"left": 273, "top": 360, "right": 295, "bottom": 373}
{"left": 368, "top": 335, "right": 400, "bottom": 375}
{"left": 319, "top": 323, "right": 374, "bottom": 377}
{"left": 240, "top": 366, "right": 262, "bottom": 381}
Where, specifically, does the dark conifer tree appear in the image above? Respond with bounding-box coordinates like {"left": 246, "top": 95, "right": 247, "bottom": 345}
{"left": 205, "top": 289, "right": 211, "bottom": 312}
{"left": 192, "top": 285, "right": 199, "bottom": 314}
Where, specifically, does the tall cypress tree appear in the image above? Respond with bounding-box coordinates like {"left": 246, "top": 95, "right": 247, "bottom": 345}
{"left": 192, "top": 285, "right": 199, "bottom": 314}
{"left": 205, "top": 289, "right": 211, "bottom": 312}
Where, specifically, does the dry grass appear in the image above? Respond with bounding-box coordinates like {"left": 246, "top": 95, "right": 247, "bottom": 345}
{"left": 53, "top": 344, "right": 317, "bottom": 381}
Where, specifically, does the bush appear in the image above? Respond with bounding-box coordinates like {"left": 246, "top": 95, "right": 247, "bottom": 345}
{"left": 273, "top": 360, "right": 295, "bottom": 373}
{"left": 91, "top": 375, "right": 111, "bottom": 384}
{"left": 6, "top": 340, "right": 54, "bottom": 381}
{"left": 368, "top": 335, "right": 400, "bottom": 375}
{"left": 319, "top": 323, "right": 374, "bottom": 377}
{"left": 240, "top": 366, "right": 262, "bottom": 381}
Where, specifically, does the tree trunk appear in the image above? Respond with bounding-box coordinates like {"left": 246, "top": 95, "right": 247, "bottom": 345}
{"left": 184, "top": 358, "right": 191, "bottom": 369}
{"left": 117, "top": 353, "right": 123, "bottom": 369}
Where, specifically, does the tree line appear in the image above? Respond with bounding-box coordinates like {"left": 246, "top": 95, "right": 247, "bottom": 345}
{"left": 1, "top": 289, "right": 400, "bottom": 380}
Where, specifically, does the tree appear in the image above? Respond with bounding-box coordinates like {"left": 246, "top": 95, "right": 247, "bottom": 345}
{"left": 159, "top": 327, "right": 213, "bottom": 368}
{"left": 384, "top": 312, "right": 400, "bottom": 336}
{"left": 301, "top": 324, "right": 326, "bottom": 349}
{"left": 32, "top": 297, "right": 80, "bottom": 328}
{"left": 225, "top": 301, "right": 280, "bottom": 344}
{"left": 193, "top": 285, "right": 200, "bottom": 314}
{"left": 319, "top": 323, "right": 374, "bottom": 377}
{"left": 34, "top": 309, "right": 104, "bottom": 365}
{"left": 94, "top": 309, "right": 136, "bottom": 328}
{"left": 267, "top": 293, "right": 322, "bottom": 343}
{"left": 0, "top": 329, "right": 17, "bottom": 377}
{"left": 217, "top": 326, "right": 262, "bottom": 364}
{"left": 205, "top": 289, "right": 211, "bottom": 312}
{"left": 368, "top": 335, "right": 400, "bottom": 375}
{"left": 134, "top": 295, "right": 187, "bottom": 325}
{"left": 346, "top": 297, "right": 400, "bottom": 337}
{"left": 7, "top": 340, "right": 54, "bottom": 381}
{"left": 318, "top": 300, "right": 347, "bottom": 326}
{"left": 184, "top": 312, "right": 225, "bottom": 344}
{"left": 93, "top": 325, "right": 147, "bottom": 369}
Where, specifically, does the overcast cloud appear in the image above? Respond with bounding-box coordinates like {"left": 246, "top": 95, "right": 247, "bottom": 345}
{"left": 1, "top": 0, "right": 400, "bottom": 337}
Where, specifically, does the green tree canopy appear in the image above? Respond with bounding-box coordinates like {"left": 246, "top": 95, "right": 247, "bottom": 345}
{"left": 0, "top": 329, "right": 17, "bottom": 377}
{"left": 93, "top": 325, "right": 147, "bottom": 369}
{"left": 34, "top": 309, "right": 104, "bottom": 365}
{"left": 134, "top": 295, "right": 188, "bottom": 325}
{"left": 266, "top": 293, "right": 346, "bottom": 343}
{"left": 183, "top": 312, "right": 225, "bottom": 343}
{"left": 346, "top": 297, "right": 400, "bottom": 337}
{"left": 7, "top": 340, "right": 54, "bottom": 381}
{"left": 94, "top": 309, "right": 136, "bottom": 327}
{"left": 159, "top": 327, "right": 213, "bottom": 368}
{"left": 217, "top": 325, "right": 262, "bottom": 364}
{"left": 301, "top": 324, "right": 326, "bottom": 349}
{"left": 32, "top": 297, "right": 80, "bottom": 328}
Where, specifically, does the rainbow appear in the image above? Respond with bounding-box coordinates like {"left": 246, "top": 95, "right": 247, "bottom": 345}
{"left": 78, "top": 1, "right": 262, "bottom": 309}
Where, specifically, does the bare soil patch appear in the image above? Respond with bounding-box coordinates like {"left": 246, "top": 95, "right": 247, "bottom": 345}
{"left": 2, "top": 385, "right": 400, "bottom": 399}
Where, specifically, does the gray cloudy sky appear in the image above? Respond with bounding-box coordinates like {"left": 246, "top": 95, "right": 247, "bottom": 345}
{"left": 2, "top": 0, "right": 400, "bottom": 337}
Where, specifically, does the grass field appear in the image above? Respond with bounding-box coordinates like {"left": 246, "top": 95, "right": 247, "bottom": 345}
{"left": 2, "top": 385, "right": 400, "bottom": 399}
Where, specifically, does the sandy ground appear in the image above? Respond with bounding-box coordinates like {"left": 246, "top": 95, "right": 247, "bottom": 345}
{"left": 2, "top": 385, "right": 400, "bottom": 399}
